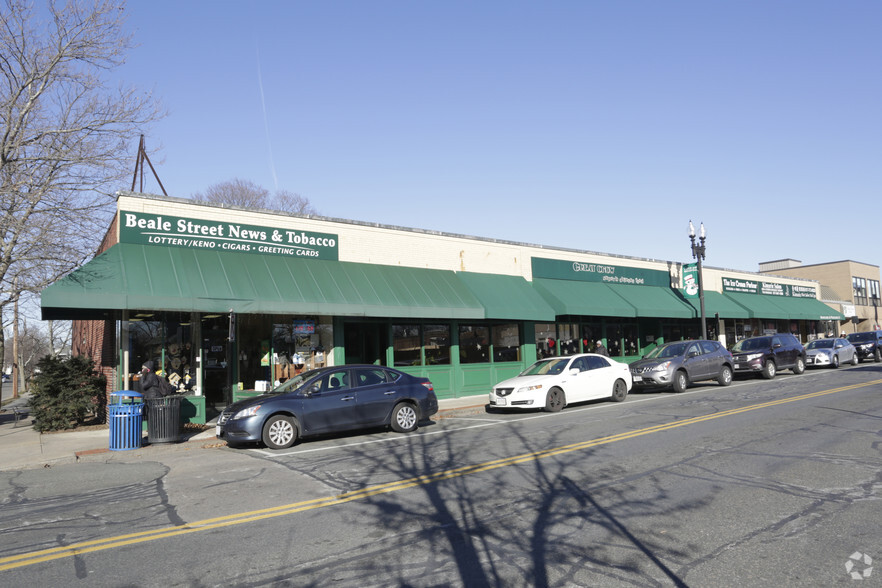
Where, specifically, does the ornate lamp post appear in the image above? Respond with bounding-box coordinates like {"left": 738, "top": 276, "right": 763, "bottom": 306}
{"left": 689, "top": 221, "right": 707, "bottom": 340}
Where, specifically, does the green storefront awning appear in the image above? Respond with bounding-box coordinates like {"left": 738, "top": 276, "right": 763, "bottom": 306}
{"left": 686, "top": 291, "right": 752, "bottom": 320}
{"left": 723, "top": 292, "right": 793, "bottom": 320}
{"left": 532, "top": 279, "right": 637, "bottom": 317}
{"left": 456, "top": 272, "right": 556, "bottom": 321}
{"left": 609, "top": 284, "right": 696, "bottom": 319}
{"left": 776, "top": 297, "right": 845, "bottom": 321}
{"left": 41, "top": 243, "right": 486, "bottom": 320}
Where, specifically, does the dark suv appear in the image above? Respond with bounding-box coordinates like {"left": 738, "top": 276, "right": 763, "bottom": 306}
{"left": 846, "top": 330, "right": 882, "bottom": 363}
{"left": 629, "top": 340, "right": 734, "bottom": 393}
{"left": 730, "top": 334, "right": 805, "bottom": 379}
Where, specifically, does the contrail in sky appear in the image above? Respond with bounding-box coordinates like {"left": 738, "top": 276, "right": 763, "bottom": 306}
{"left": 256, "top": 44, "right": 279, "bottom": 190}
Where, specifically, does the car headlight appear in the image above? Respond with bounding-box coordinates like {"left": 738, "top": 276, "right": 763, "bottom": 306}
{"left": 517, "top": 384, "right": 544, "bottom": 393}
{"left": 233, "top": 405, "right": 261, "bottom": 419}
{"left": 745, "top": 353, "right": 763, "bottom": 361}
{"left": 652, "top": 361, "right": 672, "bottom": 372}
{"left": 861, "top": 344, "right": 872, "bottom": 350}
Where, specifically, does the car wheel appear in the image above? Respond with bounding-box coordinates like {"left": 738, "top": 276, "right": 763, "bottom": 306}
{"left": 718, "top": 365, "right": 733, "bottom": 386}
{"left": 874, "top": 349, "right": 882, "bottom": 362}
{"left": 611, "top": 379, "right": 628, "bottom": 402}
{"left": 761, "top": 360, "right": 776, "bottom": 380}
{"left": 390, "top": 403, "right": 418, "bottom": 433}
{"left": 262, "top": 415, "right": 298, "bottom": 450}
{"left": 672, "top": 371, "right": 688, "bottom": 393}
{"left": 792, "top": 357, "right": 805, "bottom": 375}
{"left": 544, "top": 388, "right": 565, "bottom": 412}
{"left": 852, "top": 352, "right": 859, "bottom": 366}
{"left": 832, "top": 355, "right": 840, "bottom": 369}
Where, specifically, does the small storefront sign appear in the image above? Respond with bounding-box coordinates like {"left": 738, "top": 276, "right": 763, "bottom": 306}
{"left": 532, "top": 257, "right": 672, "bottom": 287}
{"left": 722, "top": 277, "right": 819, "bottom": 298}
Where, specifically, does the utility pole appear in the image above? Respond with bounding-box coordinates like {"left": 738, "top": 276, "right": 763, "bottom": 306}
{"left": 12, "top": 277, "right": 18, "bottom": 399}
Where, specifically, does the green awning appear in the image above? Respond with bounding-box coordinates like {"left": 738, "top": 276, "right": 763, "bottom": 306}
{"left": 723, "top": 292, "right": 792, "bottom": 319}
{"left": 609, "top": 284, "right": 696, "bottom": 319}
{"left": 776, "top": 297, "right": 845, "bottom": 321}
{"left": 686, "top": 291, "right": 752, "bottom": 319}
{"left": 456, "top": 273, "right": 556, "bottom": 321}
{"left": 532, "top": 279, "right": 637, "bottom": 317}
{"left": 41, "top": 243, "right": 485, "bottom": 320}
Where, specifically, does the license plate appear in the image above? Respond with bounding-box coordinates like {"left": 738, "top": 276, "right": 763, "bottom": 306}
{"left": 734, "top": 364, "right": 741, "bottom": 369}
{"left": 633, "top": 375, "right": 642, "bottom": 382}
{"left": 806, "top": 358, "right": 814, "bottom": 364}
{"left": 215, "top": 425, "right": 221, "bottom": 438}
{"left": 495, "top": 398, "right": 507, "bottom": 406}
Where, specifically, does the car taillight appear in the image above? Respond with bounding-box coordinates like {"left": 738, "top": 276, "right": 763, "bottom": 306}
{"left": 421, "top": 381, "right": 434, "bottom": 391}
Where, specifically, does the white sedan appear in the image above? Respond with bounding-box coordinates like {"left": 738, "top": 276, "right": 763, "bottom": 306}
{"left": 805, "top": 338, "right": 858, "bottom": 368}
{"left": 489, "top": 353, "right": 633, "bottom": 412}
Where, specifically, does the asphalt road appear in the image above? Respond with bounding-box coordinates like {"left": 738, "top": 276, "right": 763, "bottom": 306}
{"left": 1, "top": 363, "right": 881, "bottom": 587}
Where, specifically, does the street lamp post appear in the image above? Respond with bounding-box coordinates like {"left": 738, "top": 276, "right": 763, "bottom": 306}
{"left": 873, "top": 295, "right": 879, "bottom": 330}
{"left": 689, "top": 221, "right": 707, "bottom": 340}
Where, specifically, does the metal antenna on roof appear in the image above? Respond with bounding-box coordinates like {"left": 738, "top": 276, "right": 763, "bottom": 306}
{"left": 131, "top": 135, "right": 168, "bottom": 196}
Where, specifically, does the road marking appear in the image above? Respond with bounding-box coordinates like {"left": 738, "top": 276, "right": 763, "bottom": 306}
{"left": 1, "top": 378, "right": 879, "bottom": 571}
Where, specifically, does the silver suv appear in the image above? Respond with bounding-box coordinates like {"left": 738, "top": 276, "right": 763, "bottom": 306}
{"left": 629, "top": 340, "right": 734, "bottom": 393}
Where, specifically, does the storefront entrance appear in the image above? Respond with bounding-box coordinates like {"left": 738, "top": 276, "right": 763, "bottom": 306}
{"left": 344, "top": 322, "right": 388, "bottom": 365}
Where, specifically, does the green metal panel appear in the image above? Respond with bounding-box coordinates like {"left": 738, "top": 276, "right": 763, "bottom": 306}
{"left": 532, "top": 278, "right": 637, "bottom": 317}
{"left": 457, "top": 272, "right": 556, "bottom": 321}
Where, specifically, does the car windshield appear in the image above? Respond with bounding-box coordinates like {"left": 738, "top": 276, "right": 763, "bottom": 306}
{"left": 520, "top": 358, "right": 570, "bottom": 376}
{"left": 268, "top": 369, "right": 323, "bottom": 394}
{"left": 806, "top": 340, "right": 833, "bottom": 350}
{"left": 646, "top": 342, "right": 689, "bottom": 359}
{"left": 731, "top": 337, "right": 771, "bottom": 352}
{"left": 847, "top": 332, "right": 873, "bottom": 343}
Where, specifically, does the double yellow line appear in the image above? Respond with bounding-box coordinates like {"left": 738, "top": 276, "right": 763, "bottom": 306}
{"left": 2, "top": 378, "right": 879, "bottom": 571}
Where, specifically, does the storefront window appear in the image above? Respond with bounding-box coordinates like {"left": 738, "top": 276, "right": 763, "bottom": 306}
{"left": 492, "top": 324, "right": 521, "bottom": 362}
{"left": 128, "top": 312, "right": 196, "bottom": 394}
{"left": 557, "top": 323, "right": 579, "bottom": 356}
{"left": 622, "top": 323, "right": 638, "bottom": 356}
{"left": 393, "top": 324, "right": 421, "bottom": 366}
{"left": 424, "top": 324, "right": 451, "bottom": 365}
{"left": 581, "top": 323, "right": 600, "bottom": 353}
{"left": 535, "top": 323, "right": 556, "bottom": 359}
{"left": 459, "top": 325, "right": 490, "bottom": 364}
{"left": 607, "top": 323, "right": 622, "bottom": 356}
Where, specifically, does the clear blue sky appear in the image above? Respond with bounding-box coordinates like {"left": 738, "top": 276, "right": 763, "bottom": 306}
{"left": 117, "top": 1, "right": 881, "bottom": 273}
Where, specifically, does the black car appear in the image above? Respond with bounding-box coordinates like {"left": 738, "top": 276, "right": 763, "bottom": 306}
{"left": 217, "top": 365, "right": 438, "bottom": 449}
{"left": 846, "top": 330, "right": 882, "bottom": 363}
{"left": 730, "top": 334, "right": 806, "bottom": 379}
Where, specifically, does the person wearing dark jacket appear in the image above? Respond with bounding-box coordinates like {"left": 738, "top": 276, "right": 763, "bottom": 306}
{"left": 594, "top": 340, "right": 610, "bottom": 357}
{"left": 140, "top": 361, "right": 162, "bottom": 399}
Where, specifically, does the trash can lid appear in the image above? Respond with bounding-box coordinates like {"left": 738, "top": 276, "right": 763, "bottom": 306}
{"left": 110, "top": 390, "right": 143, "bottom": 398}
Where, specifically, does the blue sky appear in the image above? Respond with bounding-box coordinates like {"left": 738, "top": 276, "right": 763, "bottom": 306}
{"left": 117, "top": 1, "right": 881, "bottom": 273}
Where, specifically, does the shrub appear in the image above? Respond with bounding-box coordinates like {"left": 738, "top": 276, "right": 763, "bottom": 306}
{"left": 28, "top": 355, "right": 106, "bottom": 432}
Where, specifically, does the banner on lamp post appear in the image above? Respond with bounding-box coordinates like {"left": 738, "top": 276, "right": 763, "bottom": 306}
{"left": 683, "top": 263, "right": 699, "bottom": 298}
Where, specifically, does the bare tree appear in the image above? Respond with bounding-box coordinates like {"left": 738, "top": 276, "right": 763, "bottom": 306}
{"left": 0, "top": 0, "right": 163, "bottom": 363}
{"left": 193, "top": 178, "right": 318, "bottom": 215}
{"left": 192, "top": 178, "right": 270, "bottom": 209}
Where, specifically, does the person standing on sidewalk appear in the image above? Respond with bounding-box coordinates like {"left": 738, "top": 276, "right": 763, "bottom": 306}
{"left": 140, "top": 361, "right": 161, "bottom": 399}
{"left": 594, "top": 340, "right": 610, "bottom": 357}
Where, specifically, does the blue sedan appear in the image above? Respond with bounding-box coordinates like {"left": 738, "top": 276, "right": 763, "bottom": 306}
{"left": 217, "top": 365, "right": 438, "bottom": 449}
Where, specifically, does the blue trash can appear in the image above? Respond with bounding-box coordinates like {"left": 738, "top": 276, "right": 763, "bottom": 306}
{"left": 108, "top": 391, "right": 144, "bottom": 451}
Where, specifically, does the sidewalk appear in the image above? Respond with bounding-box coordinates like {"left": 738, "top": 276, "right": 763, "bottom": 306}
{"left": 0, "top": 393, "right": 489, "bottom": 471}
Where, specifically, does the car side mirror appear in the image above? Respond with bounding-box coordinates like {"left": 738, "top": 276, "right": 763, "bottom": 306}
{"left": 569, "top": 368, "right": 580, "bottom": 376}
{"left": 772, "top": 343, "right": 781, "bottom": 349}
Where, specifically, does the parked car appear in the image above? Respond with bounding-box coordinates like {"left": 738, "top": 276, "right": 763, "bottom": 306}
{"left": 846, "top": 330, "right": 882, "bottom": 363}
{"left": 629, "top": 340, "right": 733, "bottom": 393}
{"left": 730, "top": 334, "right": 806, "bottom": 379}
{"left": 216, "top": 365, "right": 438, "bottom": 449}
{"left": 805, "top": 338, "right": 858, "bottom": 368}
{"left": 489, "top": 353, "right": 632, "bottom": 412}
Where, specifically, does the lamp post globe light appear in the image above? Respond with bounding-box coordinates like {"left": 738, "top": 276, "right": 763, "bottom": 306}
{"left": 689, "top": 221, "right": 707, "bottom": 340}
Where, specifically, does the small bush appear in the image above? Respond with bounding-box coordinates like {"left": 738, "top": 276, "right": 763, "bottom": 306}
{"left": 28, "top": 355, "right": 106, "bottom": 432}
